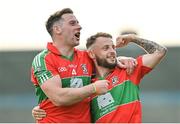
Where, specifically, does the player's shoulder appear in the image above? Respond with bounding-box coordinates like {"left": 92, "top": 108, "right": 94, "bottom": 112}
{"left": 34, "top": 49, "right": 49, "bottom": 58}
{"left": 114, "top": 67, "right": 126, "bottom": 74}
{"left": 32, "top": 49, "right": 49, "bottom": 64}
{"left": 75, "top": 49, "right": 89, "bottom": 56}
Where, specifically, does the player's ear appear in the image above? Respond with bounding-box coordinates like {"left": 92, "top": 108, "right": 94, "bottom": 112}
{"left": 53, "top": 25, "right": 62, "bottom": 34}
{"left": 87, "top": 49, "right": 95, "bottom": 59}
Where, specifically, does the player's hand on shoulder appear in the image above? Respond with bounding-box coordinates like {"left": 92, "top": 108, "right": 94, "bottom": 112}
{"left": 117, "top": 56, "right": 137, "bottom": 74}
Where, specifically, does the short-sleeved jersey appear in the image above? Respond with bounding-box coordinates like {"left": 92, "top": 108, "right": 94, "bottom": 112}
{"left": 31, "top": 42, "right": 93, "bottom": 123}
{"left": 90, "top": 56, "right": 152, "bottom": 123}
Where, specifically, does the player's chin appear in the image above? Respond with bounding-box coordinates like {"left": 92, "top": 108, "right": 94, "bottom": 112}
{"left": 107, "top": 61, "right": 116, "bottom": 66}
{"left": 73, "top": 41, "right": 80, "bottom": 46}
{"left": 106, "top": 61, "right": 117, "bottom": 69}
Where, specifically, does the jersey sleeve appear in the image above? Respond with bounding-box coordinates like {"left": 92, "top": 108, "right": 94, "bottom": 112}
{"left": 31, "top": 53, "right": 58, "bottom": 85}
{"left": 129, "top": 56, "right": 152, "bottom": 85}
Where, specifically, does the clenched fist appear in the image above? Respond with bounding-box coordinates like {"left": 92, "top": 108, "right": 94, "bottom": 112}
{"left": 93, "top": 80, "right": 109, "bottom": 95}
{"left": 116, "top": 34, "right": 136, "bottom": 48}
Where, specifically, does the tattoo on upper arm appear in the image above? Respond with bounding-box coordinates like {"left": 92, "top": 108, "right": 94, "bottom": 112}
{"left": 133, "top": 38, "right": 167, "bottom": 54}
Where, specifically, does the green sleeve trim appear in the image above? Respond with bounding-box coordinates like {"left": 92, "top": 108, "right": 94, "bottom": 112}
{"left": 32, "top": 50, "right": 53, "bottom": 85}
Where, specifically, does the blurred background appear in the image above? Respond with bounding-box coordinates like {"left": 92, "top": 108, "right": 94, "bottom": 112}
{"left": 0, "top": 0, "right": 179, "bottom": 122}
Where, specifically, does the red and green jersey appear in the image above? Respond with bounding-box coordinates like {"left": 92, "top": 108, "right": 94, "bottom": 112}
{"left": 90, "top": 56, "right": 152, "bottom": 123}
{"left": 31, "top": 42, "right": 93, "bottom": 123}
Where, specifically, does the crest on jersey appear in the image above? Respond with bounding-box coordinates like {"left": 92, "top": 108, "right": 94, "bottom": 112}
{"left": 81, "top": 64, "right": 88, "bottom": 74}
{"left": 112, "top": 76, "right": 119, "bottom": 85}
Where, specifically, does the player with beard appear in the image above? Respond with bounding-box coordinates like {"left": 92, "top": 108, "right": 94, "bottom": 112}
{"left": 86, "top": 32, "right": 167, "bottom": 123}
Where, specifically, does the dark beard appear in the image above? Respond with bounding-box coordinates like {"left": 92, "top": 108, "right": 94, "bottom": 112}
{"left": 95, "top": 55, "right": 117, "bottom": 69}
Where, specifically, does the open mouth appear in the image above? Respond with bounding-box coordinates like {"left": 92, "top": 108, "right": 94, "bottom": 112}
{"left": 108, "top": 56, "right": 116, "bottom": 61}
{"left": 74, "top": 32, "right": 80, "bottom": 40}
{"left": 108, "top": 55, "right": 115, "bottom": 59}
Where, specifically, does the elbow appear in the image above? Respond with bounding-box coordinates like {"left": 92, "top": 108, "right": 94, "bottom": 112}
{"left": 163, "top": 46, "right": 168, "bottom": 54}
{"left": 51, "top": 99, "right": 65, "bottom": 106}
{"left": 50, "top": 99, "right": 62, "bottom": 106}
{"left": 165, "top": 47, "right": 168, "bottom": 53}
{"left": 158, "top": 46, "right": 168, "bottom": 58}
{"left": 161, "top": 47, "right": 168, "bottom": 57}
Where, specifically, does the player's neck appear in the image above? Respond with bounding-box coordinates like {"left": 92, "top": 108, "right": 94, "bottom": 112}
{"left": 95, "top": 65, "right": 113, "bottom": 79}
{"left": 53, "top": 39, "right": 74, "bottom": 57}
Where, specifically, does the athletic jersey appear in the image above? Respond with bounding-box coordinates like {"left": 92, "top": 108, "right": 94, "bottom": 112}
{"left": 31, "top": 42, "right": 93, "bottom": 123}
{"left": 90, "top": 56, "right": 152, "bottom": 123}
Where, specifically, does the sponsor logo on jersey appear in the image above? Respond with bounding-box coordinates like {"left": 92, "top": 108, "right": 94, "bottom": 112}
{"left": 36, "top": 66, "right": 42, "bottom": 72}
{"left": 97, "top": 92, "right": 115, "bottom": 109}
{"left": 70, "top": 77, "right": 83, "bottom": 88}
{"left": 96, "top": 92, "right": 116, "bottom": 117}
{"left": 69, "top": 64, "right": 77, "bottom": 68}
{"left": 58, "top": 67, "right": 67, "bottom": 72}
{"left": 36, "top": 66, "right": 43, "bottom": 75}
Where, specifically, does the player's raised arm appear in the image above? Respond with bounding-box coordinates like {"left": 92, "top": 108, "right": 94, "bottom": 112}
{"left": 116, "top": 34, "right": 167, "bottom": 68}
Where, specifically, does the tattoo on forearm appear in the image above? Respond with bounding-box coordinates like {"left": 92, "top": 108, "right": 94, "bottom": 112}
{"left": 133, "top": 38, "right": 167, "bottom": 54}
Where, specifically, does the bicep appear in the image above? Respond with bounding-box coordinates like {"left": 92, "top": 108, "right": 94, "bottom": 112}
{"left": 40, "top": 75, "right": 62, "bottom": 104}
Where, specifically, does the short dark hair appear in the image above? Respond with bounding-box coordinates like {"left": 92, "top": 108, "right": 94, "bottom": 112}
{"left": 86, "top": 32, "right": 112, "bottom": 49}
{"left": 46, "top": 8, "right": 73, "bottom": 36}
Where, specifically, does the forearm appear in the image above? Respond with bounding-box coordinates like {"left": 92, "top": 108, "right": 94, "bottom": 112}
{"left": 54, "top": 84, "right": 95, "bottom": 106}
{"left": 132, "top": 37, "right": 167, "bottom": 54}
{"left": 42, "top": 76, "right": 108, "bottom": 106}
